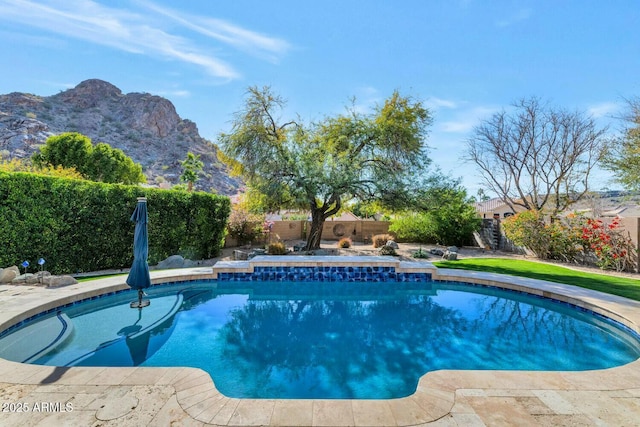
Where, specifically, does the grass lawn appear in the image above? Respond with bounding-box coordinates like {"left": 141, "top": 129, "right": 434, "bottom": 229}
{"left": 433, "top": 258, "right": 640, "bottom": 302}
{"left": 77, "top": 273, "right": 127, "bottom": 282}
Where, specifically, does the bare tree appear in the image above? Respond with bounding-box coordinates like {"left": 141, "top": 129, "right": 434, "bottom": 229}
{"left": 464, "top": 97, "right": 608, "bottom": 217}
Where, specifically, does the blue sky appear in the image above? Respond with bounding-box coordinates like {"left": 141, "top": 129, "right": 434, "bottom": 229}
{"left": 0, "top": 0, "right": 638, "bottom": 196}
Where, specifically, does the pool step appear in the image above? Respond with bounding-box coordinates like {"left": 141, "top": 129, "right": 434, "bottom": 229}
{"left": 0, "top": 312, "right": 74, "bottom": 363}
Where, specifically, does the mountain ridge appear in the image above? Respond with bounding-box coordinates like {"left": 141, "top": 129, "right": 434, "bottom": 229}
{"left": 0, "top": 79, "right": 240, "bottom": 194}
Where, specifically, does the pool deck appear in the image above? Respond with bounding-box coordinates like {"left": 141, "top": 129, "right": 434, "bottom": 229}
{"left": 1, "top": 257, "right": 639, "bottom": 426}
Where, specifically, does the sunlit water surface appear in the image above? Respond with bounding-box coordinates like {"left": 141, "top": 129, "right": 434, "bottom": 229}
{"left": 2, "top": 280, "right": 639, "bottom": 399}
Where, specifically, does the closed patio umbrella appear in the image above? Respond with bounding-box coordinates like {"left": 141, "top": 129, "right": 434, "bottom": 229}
{"left": 126, "top": 197, "right": 151, "bottom": 308}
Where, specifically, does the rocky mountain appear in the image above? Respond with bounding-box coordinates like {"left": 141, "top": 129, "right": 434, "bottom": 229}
{"left": 0, "top": 79, "right": 240, "bottom": 194}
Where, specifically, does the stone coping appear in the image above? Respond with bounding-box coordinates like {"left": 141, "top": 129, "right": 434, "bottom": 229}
{"left": 0, "top": 260, "right": 639, "bottom": 426}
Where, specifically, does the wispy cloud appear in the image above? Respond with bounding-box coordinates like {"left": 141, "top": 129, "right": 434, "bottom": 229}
{"left": 0, "top": 0, "right": 291, "bottom": 80}
{"left": 155, "top": 89, "right": 191, "bottom": 98}
{"left": 438, "top": 106, "right": 499, "bottom": 133}
{"left": 427, "top": 97, "right": 458, "bottom": 110}
{"left": 588, "top": 101, "right": 619, "bottom": 119}
{"left": 139, "top": 1, "right": 291, "bottom": 63}
{"left": 496, "top": 8, "right": 532, "bottom": 28}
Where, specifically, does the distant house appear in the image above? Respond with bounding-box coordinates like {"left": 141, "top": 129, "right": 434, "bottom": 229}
{"left": 476, "top": 192, "right": 640, "bottom": 219}
{"left": 474, "top": 198, "right": 521, "bottom": 219}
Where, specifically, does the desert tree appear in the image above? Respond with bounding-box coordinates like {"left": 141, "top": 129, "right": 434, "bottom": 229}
{"left": 601, "top": 97, "right": 640, "bottom": 191}
{"left": 464, "top": 97, "right": 607, "bottom": 217}
{"left": 219, "top": 86, "right": 432, "bottom": 250}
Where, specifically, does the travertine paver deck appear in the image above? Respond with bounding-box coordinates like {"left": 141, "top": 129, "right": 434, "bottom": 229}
{"left": 0, "top": 259, "right": 639, "bottom": 426}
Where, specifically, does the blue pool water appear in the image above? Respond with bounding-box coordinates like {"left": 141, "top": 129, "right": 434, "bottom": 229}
{"left": 1, "top": 280, "right": 639, "bottom": 399}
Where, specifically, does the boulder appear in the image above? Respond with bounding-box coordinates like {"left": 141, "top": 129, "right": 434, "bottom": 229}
{"left": 25, "top": 274, "right": 41, "bottom": 285}
{"left": 27, "top": 271, "right": 52, "bottom": 286}
{"left": 46, "top": 275, "right": 78, "bottom": 288}
{"left": 379, "top": 245, "right": 398, "bottom": 256}
{"left": 385, "top": 240, "right": 399, "bottom": 249}
{"left": 156, "top": 255, "right": 185, "bottom": 269}
{"left": 442, "top": 251, "right": 458, "bottom": 261}
{"left": 12, "top": 273, "right": 35, "bottom": 284}
{"left": 182, "top": 259, "right": 199, "bottom": 268}
{"left": 0, "top": 266, "right": 20, "bottom": 283}
{"left": 429, "top": 248, "right": 445, "bottom": 256}
{"left": 446, "top": 246, "right": 459, "bottom": 253}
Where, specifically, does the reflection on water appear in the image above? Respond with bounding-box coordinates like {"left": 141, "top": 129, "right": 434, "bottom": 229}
{"left": 143, "top": 281, "right": 640, "bottom": 399}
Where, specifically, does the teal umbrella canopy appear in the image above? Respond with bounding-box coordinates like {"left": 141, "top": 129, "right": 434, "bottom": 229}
{"left": 126, "top": 198, "right": 151, "bottom": 305}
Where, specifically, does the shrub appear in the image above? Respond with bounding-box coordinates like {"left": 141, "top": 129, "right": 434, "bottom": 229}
{"left": 390, "top": 208, "right": 480, "bottom": 246}
{"left": 0, "top": 158, "right": 84, "bottom": 180}
{"left": 227, "top": 208, "right": 264, "bottom": 245}
{"left": 389, "top": 213, "right": 434, "bottom": 243}
{"left": 579, "top": 216, "right": 636, "bottom": 272}
{"left": 502, "top": 211, "right": 637, "bottom": 271}
{"left": 502, "top": 210, "right": 569, "bottom": 260}
{"left": 372, "top": 234, "right": 394, "bottom": 248}
{"left": 379, "top": 245, "right": 397, "bottom": 256}
{"left": 0, "top": 171, "right": 230, "bottom": 273}
{"left": 267, "top": 241, "right": 287, "bottom": 255}
{"left": 412, "top": 248, "right": 429, "bottom": 259}
{"left": 32, "top": 132, "right": 145, "bottom": 184}
{"left": 337, "top": 237, "right": 352, "bottom": 248}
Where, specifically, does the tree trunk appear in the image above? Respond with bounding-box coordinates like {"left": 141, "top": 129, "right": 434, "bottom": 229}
{"left": 305, "top": 209, "right": 326, "bottom": 250}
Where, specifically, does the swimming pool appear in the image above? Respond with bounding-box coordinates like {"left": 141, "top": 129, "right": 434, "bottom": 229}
{"left": 2, "top": 278, "right": 639, "bottom": 399}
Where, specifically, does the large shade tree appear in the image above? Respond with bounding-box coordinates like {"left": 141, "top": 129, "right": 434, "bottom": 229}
{"left": 219, "top": 86, "right": 432, "bottom": 250}
{"left": 464, "top": 98, "right": 607, "bottom": 217}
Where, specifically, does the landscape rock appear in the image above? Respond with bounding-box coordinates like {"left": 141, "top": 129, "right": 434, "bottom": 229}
{"left": 26, "top": 271, "right": 52, "bottom": 286}
{"left": 26, "top": 274, "right": 41, "bottom": 285}
{"left": 379, "top": 245, "right": 398, "bottom": 256}
{"left": 429, "top": 248, "right": 445, "bottom": 256}
{"left": 385, "top": 240, "right": 399, "bottom": 249}
{"left": 446, "top": 246, "right": 459, "bottom": 253}
{"left": 443, "top": 252, "right": 458, "bottom": 261}
{"left": 156, "top": 255, "right": 185, "bottom": 269}
{"left": 0, "top": 266, "right": 20, "bottom": 283}
{"left": 46, "top": 275, "right": 78, "bottom": 288}
{"left": 12, "top": 273, "right": 35, "bottom": 284}
{"left": 182, "top": 259, "right": 199, "bottom": 268}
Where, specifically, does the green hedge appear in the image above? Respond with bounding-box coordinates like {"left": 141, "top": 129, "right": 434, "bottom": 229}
{"left": 0, "top": 172, "right": 230, "bottom": 274}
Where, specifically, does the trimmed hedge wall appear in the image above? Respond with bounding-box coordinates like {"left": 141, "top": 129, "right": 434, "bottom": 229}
{"left": 0, "top": 172, "right": 230, "bottom": 274}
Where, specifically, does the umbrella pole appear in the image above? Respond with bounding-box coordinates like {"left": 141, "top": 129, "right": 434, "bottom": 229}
{"left": 130, "top": 289, "right": 150, "bottom": 308}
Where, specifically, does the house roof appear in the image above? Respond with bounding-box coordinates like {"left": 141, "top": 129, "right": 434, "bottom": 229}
{"left": 474, "top": 198, "right": 510, "bottom": 213}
